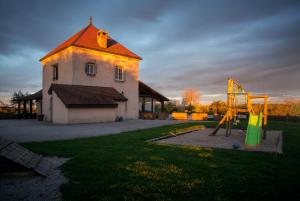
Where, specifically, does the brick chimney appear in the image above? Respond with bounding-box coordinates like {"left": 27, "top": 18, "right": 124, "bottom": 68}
{"left": 97, "top": 30, "right": 108, "bottom": 48}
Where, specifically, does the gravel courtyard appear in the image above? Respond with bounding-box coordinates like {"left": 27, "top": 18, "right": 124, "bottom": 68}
{"left": 0, "top": 119, "right": 180, "bottom": 143}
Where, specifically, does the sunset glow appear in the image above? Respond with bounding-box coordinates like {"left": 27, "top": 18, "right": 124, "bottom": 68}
{"left": 0, "top": 0, "right": 299, "bottom": 103}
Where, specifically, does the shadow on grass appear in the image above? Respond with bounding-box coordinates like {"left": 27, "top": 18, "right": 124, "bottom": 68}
{"left": 23, "top": 121, "right": 300, "bottom": 201}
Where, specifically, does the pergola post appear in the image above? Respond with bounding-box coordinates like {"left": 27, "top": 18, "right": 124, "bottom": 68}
{"left": 161, "top": 101, "right": 164, "bottom": 112}
{"left": 23, "top": 100, "right": 27, "bottom": 117}
{"left": 151, "top": 98, "right": 154, "bottom": 112}
{"left": 29, "top": 99, "right": 33, "bottom": 117}
{"left": 40, "top": 100, "right": 43, "bottom": 114}
{"left": 18, "top": 101, "right": 21, "bottom": 117}
{"left": 142, "top": 97, "right": 145, "bottom": 112}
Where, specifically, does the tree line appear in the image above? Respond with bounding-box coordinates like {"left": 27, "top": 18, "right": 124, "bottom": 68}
{"left": 164, "top": 89, "right": 300, "bottom": 118}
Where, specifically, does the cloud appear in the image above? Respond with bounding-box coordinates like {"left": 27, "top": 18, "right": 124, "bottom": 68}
{"left": 0, "top": 0, "right": 300, "bottom": 103}
{"left": 0, "top": 47, "right": 42, "bottom": 99}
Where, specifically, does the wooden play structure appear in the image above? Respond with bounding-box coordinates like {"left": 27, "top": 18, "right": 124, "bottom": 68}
{"left": 211, "top": 78, "right": 268, "bottom": 143}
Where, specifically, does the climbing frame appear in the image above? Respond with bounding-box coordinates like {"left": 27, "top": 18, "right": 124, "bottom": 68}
{"left": 210, "top": 78, "right": 268, "bottom": 139}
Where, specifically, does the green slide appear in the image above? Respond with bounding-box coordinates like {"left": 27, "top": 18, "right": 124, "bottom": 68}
{"left": 245, "top": 112, "right": 262, "bottom": 146}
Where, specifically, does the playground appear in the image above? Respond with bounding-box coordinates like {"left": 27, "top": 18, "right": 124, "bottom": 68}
{"left": 163, "top": 78, "right": 281, "bottom": 153}
{"left": 157, "top": 128, "right": 282, "bottom": 153}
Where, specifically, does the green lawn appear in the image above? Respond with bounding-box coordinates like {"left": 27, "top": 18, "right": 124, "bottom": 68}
{"left": 24, "top": 121, "right": 300, "bottom": 201}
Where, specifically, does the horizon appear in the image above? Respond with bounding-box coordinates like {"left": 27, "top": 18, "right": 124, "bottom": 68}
{"left": 0, "top": 0, "right": 300, "bottom": 104}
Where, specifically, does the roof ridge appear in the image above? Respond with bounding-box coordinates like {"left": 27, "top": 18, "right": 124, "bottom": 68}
{"left": 52, "top": 83, "right": 115, "bottom": 89}
{"left": 72, "top": 24, "right": 93, "bottom": 45}
{"left": 40, "top": 23, "right": 142, "bottom": 61}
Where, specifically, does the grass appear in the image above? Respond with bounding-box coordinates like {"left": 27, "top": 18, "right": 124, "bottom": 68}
{"left": 23, "top": 121, "right": 300, "bottom": 201}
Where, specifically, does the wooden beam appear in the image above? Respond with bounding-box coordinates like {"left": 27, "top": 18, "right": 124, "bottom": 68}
{"left": 211, "top": 110, "right": 230, "bottom": 136}
{"left": 151, "top": 98, "right": 154, "bottom": 112}
{"left": 40, "top": 100, "right": 43, "bottom": 114}
{"left": 142, "top": 97, "right": 145, "bottom": 112}
{"left": 236, "top": 108, "right": 248, "bottom": 113}
{"left": 263, "top": 96, "right": 268, "bottom": 126}
{"left": 248, "top": 95, "right": 268, "bottom": 99}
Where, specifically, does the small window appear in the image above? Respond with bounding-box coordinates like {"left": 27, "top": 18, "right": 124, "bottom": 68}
{"left": 85, "top": 63, "right": 96, "bottom": 76}
{"left": 52, "top": 64, "right": 58, "bottom": 81}
{"left": 115, "top": 66, "right": 124, "bottom": 81}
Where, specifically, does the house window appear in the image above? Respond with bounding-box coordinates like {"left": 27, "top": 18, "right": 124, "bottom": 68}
{"left": 85, "top": 63, "right": 96, "bottom": 76}
{"left": 115, "top": 66, "right": 124, "bottom": 81}
{"left": 52, "top": 64, "right": 58, "bottom": 81}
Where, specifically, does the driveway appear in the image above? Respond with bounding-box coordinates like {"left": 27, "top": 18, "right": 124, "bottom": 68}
{"left": 0, "top": 119, "right": 181, "bottom": 143}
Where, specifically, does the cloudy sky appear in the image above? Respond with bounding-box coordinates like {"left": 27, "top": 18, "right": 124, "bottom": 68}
{"left": 0, "top": 0, "right": 299, "bottom": 104}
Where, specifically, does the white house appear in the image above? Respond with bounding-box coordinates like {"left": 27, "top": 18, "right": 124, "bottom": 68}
{"left": 24, "top": 18, "right": 168, "bottom": 124}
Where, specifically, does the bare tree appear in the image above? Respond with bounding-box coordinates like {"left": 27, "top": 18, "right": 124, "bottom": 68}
{"left": 182, "top": 89, "right": 200, "bottom": 106}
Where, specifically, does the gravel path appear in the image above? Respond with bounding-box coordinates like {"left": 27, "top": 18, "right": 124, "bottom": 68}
{"left": 0, "top": 157, "right": 68, "bottom": 201}
{"left": 0, "top": 119, "right": 181, "bottom": 142}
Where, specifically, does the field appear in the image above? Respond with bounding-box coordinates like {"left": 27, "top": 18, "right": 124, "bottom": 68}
{"left": 24, "top": 121, "right": 300, "bottom": 201}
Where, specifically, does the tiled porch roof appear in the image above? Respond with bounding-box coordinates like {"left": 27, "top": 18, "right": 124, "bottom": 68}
{"left": 48, "top": 84, "right": 127, "bottom": 108}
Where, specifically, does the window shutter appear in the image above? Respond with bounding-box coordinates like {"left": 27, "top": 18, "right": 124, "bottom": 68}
{"left": 94, "top": 63, "right": 97, "bottom": 75}
{"left": 115, "top": 67, "right": 118, "bottom": 80}
{"left": 56, "top": 66, "right": 58, "bottom": 80}
{"left": 85, "top": 63, "right": 88, "bottom": 74}
{"left": 52, "top": 64, "right": 58, "bottom": 80}
{"left": 52, "top": 66, "right": 55, "bottom": 80}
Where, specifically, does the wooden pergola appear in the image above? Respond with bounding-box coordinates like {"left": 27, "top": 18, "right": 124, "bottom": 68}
{"left": 17, "top": 90, "right": 42, "bottom": 118}
{"left": 139, "top": 81, "right": 169, "bottom": 114}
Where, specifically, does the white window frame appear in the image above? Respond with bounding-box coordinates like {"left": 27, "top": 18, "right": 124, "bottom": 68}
{"left": 86, "top": 63, "right": 96, "bottom": 76}
{"left": 115, "top": 66, "right": 125, "bottom": 81}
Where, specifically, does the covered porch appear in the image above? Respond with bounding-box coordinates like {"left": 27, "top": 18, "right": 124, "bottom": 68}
{"left": 16, "top": 90, "right": 42, "bottom": 119}
{"left": 139, "top": 81, "right": 169, "bottom": 119}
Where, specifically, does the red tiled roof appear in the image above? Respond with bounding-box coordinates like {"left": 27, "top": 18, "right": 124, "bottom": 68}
{"left": 40, "top": 23, "right": 142, "bottom": 61}
{"left": 48, "top": 84, "right": 127, "bottom": 108}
